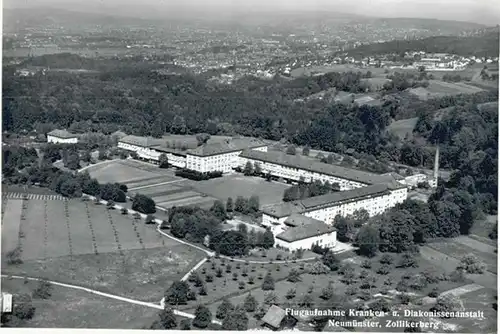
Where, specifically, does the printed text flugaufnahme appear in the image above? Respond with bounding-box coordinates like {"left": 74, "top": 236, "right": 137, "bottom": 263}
{"left": 285, "top": 308, "right": 485, "bottom": 319}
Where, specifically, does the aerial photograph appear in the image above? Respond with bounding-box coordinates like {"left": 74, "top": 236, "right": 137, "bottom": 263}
{"left": 1, "top": 0, "right": 498, "bottom": 332}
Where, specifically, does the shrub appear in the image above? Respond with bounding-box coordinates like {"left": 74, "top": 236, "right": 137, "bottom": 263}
{"left": 238, "top": 281, "right": 245, "bottom": 290}
{"left": 457, "top": 254, "right": 486, "bottom": 274}
{"left": 380, "top": 254, "right": 394, "bottom": 265}
{"left": 33, "top": 280, "right": 52, "bottom": 299}
{"left": 262, "top": 272, "right": 275, "bottom": 290}
{"left": 376, "top": 264, "right": 391, "bottom": 275}
{"left": 285, "top": 288, "right": 296, "bottom": 300}
{"left": 361, "top": 260, "right": 372, "bottom": 269}
{"left": 428, "top": 287, "right": 439, "bottom": 298}
{"left": 121, "top": 207, "right": 128, "bottom": 215}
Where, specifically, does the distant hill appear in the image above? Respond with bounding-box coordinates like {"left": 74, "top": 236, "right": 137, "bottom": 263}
{"left": 350, "top": 17, "right": 488, "bottom": 34}
{"left": 343, "top": 27, "right": 500, "bottom": 58}
{"left": 2, "top": 7, "right": 158, "bottom": 32}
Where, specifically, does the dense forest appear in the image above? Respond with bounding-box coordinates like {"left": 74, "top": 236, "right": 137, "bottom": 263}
{"left": 3, "top": 54, "right": 497, "bottom": 169}
{"left": 343, "top": 29, "right": 500, "bottom": 57}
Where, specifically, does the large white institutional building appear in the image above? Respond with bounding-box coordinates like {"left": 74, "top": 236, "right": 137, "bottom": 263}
{"left": 47, "top": 129, "right": 79, "bottom": 144}
{"left": 117, "top": 135, "right": 267, "bottom": 172}
{"left": 117, "top": 134, "right": 408, "bottom": 252}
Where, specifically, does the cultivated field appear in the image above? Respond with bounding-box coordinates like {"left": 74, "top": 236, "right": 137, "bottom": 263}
{"left": 192, "top": 175, "right": 291, "bottom": 208}
{"left": 290, "top": 65, "right": 395, "bottom": 78}
{"left": 1, "top": 278, "right": 160, "bottom": 329}
{"left": 409, "top": 80, "right": 484, "bottom": 100}
{"left": 1, "top": 198, "right": 206, "bottom": 302}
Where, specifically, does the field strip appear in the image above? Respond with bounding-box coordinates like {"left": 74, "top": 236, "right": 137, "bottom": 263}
{"left": 149, "top": 192, "right": 201, "bottom": 204}
{"left": 78, "top": 159, "right": 121, "bottom": 173}
{"left": 440, "top": 284, "right": 484, "bottom": 297}
{"left": 129, "top": 179, "right": 185, "bottom": 191}
{"left": 135, "top": 187, "right": 188, "bottom": 198}
{"left": 156, "top": 196, "right": 205, "bottom": 208}
{"left": 0, "top": 274, "right": 221, "bottom": 324}
{"left": 454, "top": 236, "right": 497, "bottom": 254}
{"left": 1, "top": 200, "right": 23, "bottom": 254}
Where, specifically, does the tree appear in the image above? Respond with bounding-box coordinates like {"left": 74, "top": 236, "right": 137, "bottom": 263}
{"left": 95, "top": 149, "right": 106, "bottom": 161}
{"left": 248, "top": 195, "right": 260, "bottom": 213}
{"left": 180, "top": 319, "right": 191, "bottom": 330}
{"left": 165, "top": 281, "right": 190, "bottom": 305}
{"left": 210, "top": 200, "right": 226, "bottom": 220}
{"left": 431, "top": 295, "right": 462, "bottom": 316}
{"left": 320, "top": 282, "right": 335, "bottom": 300}
{"left": 151, "top": 307, "right": 177, "bottom": 329}
{"left": 285, "top": 288, "right": 297, "bottom": 299}
{"left": 302, "top": 146, "right": 310, "bottom": 156}
{"left": 262, "top": 272, "right": 275, "bottom": 290}
{"left": 355, "top": 225, "right": 380, "bottom": 257}
{"left": 12, "top": 293, "right": 36, "bottom": 321}
{"left": 287, "top": 268, "right": 301, "bottom": 282}
{"left": 222, "top": 306, "right": 249, "bottom": 331}
{"left": 193, "top": 305, "right": 212, "bottom": 328}
{"left": 159, "top": 154, "right": 169, "bottom": 168}
{"left": 335, "top": 216, "right": 356, "bottom": 242}
{"left": 322, "top": 250, "right": 340, "bottom": 271}
{"left": 226, "top": 197, "right": 233, "bottom": 212}
{"left": 380, "top": 254, "right": 394, "bottom": 265}
{"left": 33, "top": 280, "right": 52, "bottom": 299}
{"left": 398, "top": 252, "right": 418, "bottom": 268}
{"left": 300, "top": 294, "right": 314, "bottom": 307}
{"left": 234, "top": 196, "right": 248, "bottom": 213}
{"left": 81, "top": 150, "right": 92, "bottom": 163}
{"left": 195, "top": 133, "right": 211, "bottom": 146}
{"left": 132, "top": 194, "right": 156, "bottom": 214}
{"left": 244, "top": 293, "right": 258, "bottom": 312}
{"left": 379, "top": 210, "right": 416, "bottom": 253}
{"left": 306, "top": 261, "right": 330, "bottom": 275}
{"left": 457, "top": 254, "right": 486, "bottom": 274}
{"left": 243, "top": 161, "right": 253, "bottom": 176}
{"left": 286, "top": 145, "right": 296, "bottom": 155}
{"left": 261, "top": 229, "right": 274, "bottom": 249}
{"left": 254, "top": 162, "right": 262, "bottom": 175}
{"left": 211, "top": 230, "right": 248, "bottom": 256}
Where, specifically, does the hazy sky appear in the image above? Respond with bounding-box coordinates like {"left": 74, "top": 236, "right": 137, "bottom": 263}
{"left": 6, "top": 0, "right": 500, "bottom": 25}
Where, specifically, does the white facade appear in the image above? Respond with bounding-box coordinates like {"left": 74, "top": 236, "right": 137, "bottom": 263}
{"left": 47, "top": 135, "right": 78, "bottom": 144}
{"left": 262, "top": 187, "right": 408, "bottom": 234}
{"left": 118, "top": 141, "right": 187, "bottom": 168}
{"left": 238, "top": 156, "right": 366, "bottom": 191}
{"left": 163, "top": 153, "right": 187, "bottom": 168}
{"left": 404, "top": 174, "right": 428, "bottom": 188}
{"left": 187, "top": 146, "right": 268, "bottom": 174}
{"left": 275, "top": 230, "right": 337, "bottom": 252}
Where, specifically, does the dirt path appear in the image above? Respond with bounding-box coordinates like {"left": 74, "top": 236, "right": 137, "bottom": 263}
{"left": 1, "top": 274, "right": 220, "bottom": 324}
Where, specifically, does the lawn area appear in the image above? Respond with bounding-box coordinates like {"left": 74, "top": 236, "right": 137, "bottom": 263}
{"left": 1, "top": 277, "right": 161, "bottom": 329}
{"left": 5, "top": 198, "right": 171, "bottom": 262}
{"left": 88, "top": 159, "right": 176, "bottom": 185}
{"left": 2, "top": 197, "right": 207, "bottom": 302}
{"left": 409, "top": 80, "right": 484, "bottom": 100}
{"left": 469, "top": 214, "right": 497, "bottom": 241}
{"left": 191, "top": 175, "right": 290, "bottom": 208}
{"left": 388, "top": 117, "right": 418, "bottom": 140}
{"left": 426, "top": 239, "right": 497, "bottom": 274}
{"left": 5, "top": 244, "right": 204, "bottom": 303}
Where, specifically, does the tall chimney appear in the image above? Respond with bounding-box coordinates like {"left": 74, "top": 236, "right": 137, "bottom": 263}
{"left": 433, "top": 145, "right": 440, "bottom": 184}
